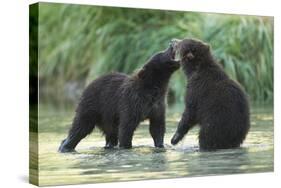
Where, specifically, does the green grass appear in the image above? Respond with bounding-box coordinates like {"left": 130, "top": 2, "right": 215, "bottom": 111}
{"left": 36, "top": 3, "right": 273, "bottom": 104}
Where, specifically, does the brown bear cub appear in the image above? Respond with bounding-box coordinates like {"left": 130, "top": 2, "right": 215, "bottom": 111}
{"left": 59, "top": 44, "right": 180, "bottom": 152}
{"left": 170, "top": 38, "right": 250, "bottom": 150}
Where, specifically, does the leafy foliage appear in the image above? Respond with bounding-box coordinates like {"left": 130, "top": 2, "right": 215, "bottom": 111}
{"left": 37, "top": 3, "right": 273, "bottom": 104}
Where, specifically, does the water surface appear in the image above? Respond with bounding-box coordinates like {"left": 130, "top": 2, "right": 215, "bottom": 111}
{"left": 30, "top": 105, "right": 273, "bottom": 186}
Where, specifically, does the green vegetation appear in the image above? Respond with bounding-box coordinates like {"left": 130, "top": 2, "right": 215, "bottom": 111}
{"left": 37, "top": 3, "right": 273, "bottom": 104}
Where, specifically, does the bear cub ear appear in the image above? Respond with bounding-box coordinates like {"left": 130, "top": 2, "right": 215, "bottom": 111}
{"left": 204, "top": 43, "right": 210, "bottom": 51}
{"left": 137, "top": 67, "right": 146, "bottom": 79}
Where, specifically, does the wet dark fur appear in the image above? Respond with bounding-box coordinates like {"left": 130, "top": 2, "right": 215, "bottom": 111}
{"left": 59, "top": 46, "right": 179, "bottom": 152}
{"left": 171, "top": 39, "right": 250, "bottom": 150}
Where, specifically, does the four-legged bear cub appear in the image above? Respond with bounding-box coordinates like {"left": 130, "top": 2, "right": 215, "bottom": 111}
{"left": 170, "top": 38, "right": 250, "bottom": 150}
{"left": 59, "top": 44, "right": 180, "bottom": 152}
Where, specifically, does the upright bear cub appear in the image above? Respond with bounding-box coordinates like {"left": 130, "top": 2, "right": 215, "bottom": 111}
{"left": 59, "top": 44, "right": 179, "bottom": 152}
{"left": 171, "top": 38, "right": 250, "bottom": 150}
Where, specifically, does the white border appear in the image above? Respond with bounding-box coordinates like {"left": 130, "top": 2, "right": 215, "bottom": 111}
{"left": 0, "top": 0, "right": 280, "bottom": 188}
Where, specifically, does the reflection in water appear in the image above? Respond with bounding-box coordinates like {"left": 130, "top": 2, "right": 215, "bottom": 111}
{"left": 78, "top": 147, "right": 168, "bottom": 176}
{"left": 185, "top": 149, "right": 251, "bottom": 175}
{"left": 32, "top": 105, "right": 273, "bottom": 186}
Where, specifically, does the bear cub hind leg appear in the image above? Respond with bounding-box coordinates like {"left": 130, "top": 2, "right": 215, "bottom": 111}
{"left": 58, "top": 114, "right": 96, "bottom": 153}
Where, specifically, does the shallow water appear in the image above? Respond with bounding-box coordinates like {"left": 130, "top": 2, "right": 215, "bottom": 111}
{"left": 30, "top": 105, "right": 273, "bottom": 186}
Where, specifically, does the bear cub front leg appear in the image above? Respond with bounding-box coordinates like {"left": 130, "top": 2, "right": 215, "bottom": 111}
{"left": 149, "top": 104, "right": 166, "bottom": 148}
